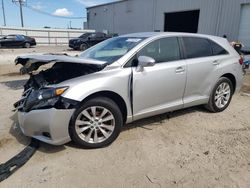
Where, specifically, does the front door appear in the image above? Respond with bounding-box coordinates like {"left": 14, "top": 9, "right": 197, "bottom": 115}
{"left": 132, "top": 37, "right": 187, "bottom": 120}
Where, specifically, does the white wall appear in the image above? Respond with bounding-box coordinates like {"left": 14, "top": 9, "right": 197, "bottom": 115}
{"left": 0, "top": 27, "right": 95, "bottom": 45}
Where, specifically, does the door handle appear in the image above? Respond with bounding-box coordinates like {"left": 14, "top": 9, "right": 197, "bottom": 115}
{"left": 175, "top": 67, "right": 185, "bottom": 73}
{"left": 213, "top": 60, "right": 220, "bottom": 65}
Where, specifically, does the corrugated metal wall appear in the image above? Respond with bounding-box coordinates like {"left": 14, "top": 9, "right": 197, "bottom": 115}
{"left": 87, "top": 0, "right": 250, "bottom": 41}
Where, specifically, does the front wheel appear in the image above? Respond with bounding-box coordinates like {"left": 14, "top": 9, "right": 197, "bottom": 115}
{"left": 79, "top": 43, "right": 88, "bottom": 51}
{"left": 205, "top": 77, "right": 233, "bottom": 112}
{"left": 24, "top": 42, "right": 31, "bottom": 48}
{"left": 69, "top": 97, "right": 123, "bottom": 148}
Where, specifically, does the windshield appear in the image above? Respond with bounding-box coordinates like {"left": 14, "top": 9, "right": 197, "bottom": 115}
{"left": 80, "top": 37, "right": 145, "bottom": 64}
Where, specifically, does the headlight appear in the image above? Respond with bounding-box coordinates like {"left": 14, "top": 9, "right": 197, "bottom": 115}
{"left": 38, "top": 87, "right": 68, "bottom": 100}
{"left": 24, "top": 87, "right": 68, "bottom": 111}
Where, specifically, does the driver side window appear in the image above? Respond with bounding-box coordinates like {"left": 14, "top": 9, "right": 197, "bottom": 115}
{"left": 138, "top": 37, "right": 181, "bottom": 63}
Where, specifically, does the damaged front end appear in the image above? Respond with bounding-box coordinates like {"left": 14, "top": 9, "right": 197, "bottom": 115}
{"left": 13, "top": 54, "right": 108, "bottom": 145}
{"left": 14, "top": 86, "right": 79, "bottom": 112}
{"left": 14, "top": 54, "right": 107, "bottom": 112}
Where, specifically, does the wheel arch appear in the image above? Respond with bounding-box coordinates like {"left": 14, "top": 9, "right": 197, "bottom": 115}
{"left": 220, "top": 73, "right": 236, "bottom": 94}
{"left": 79, "top": 91, "right": 128, "bottom": 124}
{"left": 79, "top": 42, "right": 89, "bottom": 50}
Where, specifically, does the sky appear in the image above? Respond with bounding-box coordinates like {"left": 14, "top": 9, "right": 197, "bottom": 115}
{"left": 0, "top": 0, "right": 118, "bottom": 29}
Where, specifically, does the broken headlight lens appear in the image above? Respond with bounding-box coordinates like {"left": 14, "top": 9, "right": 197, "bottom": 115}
{"left": 24, "top": 87, "right": 69, "bottom": 111}
{"left": 38, "top": 87, "right": 68, "bottom": 100}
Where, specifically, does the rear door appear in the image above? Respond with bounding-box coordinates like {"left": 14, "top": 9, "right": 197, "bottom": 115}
{"left": 132, "top": 37, "right": 187, "bottom": 120}
{"left": 95, "top": 33, "right": 106, "bottom": 44}
{"left": 88, "top": 33, "right": 105, "bottom": 46}
{"left": 14, "top": 35, "right": 25, "bottom": 46}
{"left": 181, "top": 37, "right": 226, "bottom": 107}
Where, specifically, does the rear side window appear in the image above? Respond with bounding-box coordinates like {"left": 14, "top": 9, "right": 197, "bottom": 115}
{"left": 209, "top": 40, "right": 228, "bottom": 55}
{"left": 16, "top": 35, "right": 25, "bottom": 40}
{"left": 138, "top": 37, "right": 181, "bottom": 63}
{"left": 182, "top": 37, "right": 212, "bottom": 59}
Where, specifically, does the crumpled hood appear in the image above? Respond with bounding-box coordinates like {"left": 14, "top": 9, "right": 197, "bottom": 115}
{"left": 15, "top": 53, "right": 107, "bottom": 74}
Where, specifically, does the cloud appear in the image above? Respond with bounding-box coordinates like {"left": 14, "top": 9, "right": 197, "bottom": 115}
{"left": 31, "top": 2, "right": 43, "bottom": 10}
{"left": 75, "top": 0, "right": 120, "bottom": 7}
{"left": 53, "top": 8, "right": 73, "bottom": 17}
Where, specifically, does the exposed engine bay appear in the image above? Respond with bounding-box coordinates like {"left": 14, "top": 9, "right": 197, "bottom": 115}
{"left": 24, "top": 62, "right": 102, "bottom": 90}
{"left": 14, "top": 54, "right": 107, "bottom": 112}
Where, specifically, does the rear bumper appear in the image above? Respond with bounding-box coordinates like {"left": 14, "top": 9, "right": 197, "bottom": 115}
{"left": 17, "top": 108, "right": 74, "bottom": 145}
{"left": 235, "top": 71, "right": 245, "bottom": 93}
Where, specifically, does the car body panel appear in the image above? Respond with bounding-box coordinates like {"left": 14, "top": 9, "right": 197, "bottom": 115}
{"left": 59, "top": 67, "right": 133, "bottom": 123}
{"left": 17, "top": 108, "right": 74, "bottom": 145}
{"left": 132, "top": 59, "right": 187, "bottom": 120}
{"left": 15, "top": 54, "right": 107, "bottom": 74}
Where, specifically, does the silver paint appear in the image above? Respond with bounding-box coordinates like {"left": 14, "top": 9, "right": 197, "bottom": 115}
{"left": 17, "top": 32, "right": 244, "bottom": 145}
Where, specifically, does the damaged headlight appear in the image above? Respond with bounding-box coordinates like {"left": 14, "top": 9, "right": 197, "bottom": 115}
{"left": 24, "top": 87, "right": 69, "bottom": 111}
{"left": 37, "top": 87, "right": 68, "bottom": 100}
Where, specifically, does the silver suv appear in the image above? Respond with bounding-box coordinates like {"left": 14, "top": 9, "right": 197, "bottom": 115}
{"left": 15, "top": 32, "right": 244, "bottom": 148}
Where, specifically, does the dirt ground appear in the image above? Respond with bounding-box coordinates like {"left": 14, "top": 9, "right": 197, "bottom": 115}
{"left": 0, "top": 47, "right": 250, "bottom": 188}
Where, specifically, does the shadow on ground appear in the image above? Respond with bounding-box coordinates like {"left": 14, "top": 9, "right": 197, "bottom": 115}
{"left": 123, "top": 106, "right": 209, "bottom": 132}
{"left": 8, "top": 105, "right": 208, "bottom": 152}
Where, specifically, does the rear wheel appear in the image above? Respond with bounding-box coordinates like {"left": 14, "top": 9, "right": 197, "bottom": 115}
{"left": 69, "top": 97, "right": 123, "bottom": 148}
{"left": 205, "top": 77, "right": 233, "bottom": 112}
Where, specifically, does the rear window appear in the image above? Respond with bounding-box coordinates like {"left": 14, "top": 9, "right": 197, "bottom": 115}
{"left": 209, "top": 40, "right": 228, "bottom": 55}
{"left": 183, "top": 37, "right": 212, "bottom": 59}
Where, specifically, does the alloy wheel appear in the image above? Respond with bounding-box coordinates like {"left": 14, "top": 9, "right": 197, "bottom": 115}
{"left": 75, "top": 106, "right": 115, "bottom": 144}
{"left": 214, "top": 82, "right": 231, "bottom": 109}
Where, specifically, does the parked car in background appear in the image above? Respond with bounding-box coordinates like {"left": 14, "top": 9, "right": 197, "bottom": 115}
{"left": 69, "top": 32, "right": 118, "bottom": 51}
{"left": 0, "top": 34, "right": 36, "bottom": 48}
{"left": 15, "top": 32, "right": 246, "bottom": 148}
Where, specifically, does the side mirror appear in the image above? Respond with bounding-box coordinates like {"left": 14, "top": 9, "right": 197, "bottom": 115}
{"left": 136, "top": 56, "right": 155, "bottom": 72}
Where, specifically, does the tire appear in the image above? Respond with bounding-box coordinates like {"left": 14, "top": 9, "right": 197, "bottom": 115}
{"left": 205, "top": 77, "right": 233, "bottom": 112}
{"left": 24, "top": 42, "right": 31, "bottom": 48}
{"left": 79, "top": 43, "right": 88, "bottom": 51}
{"left": 69, "top": 97, "right": 123, "bottom": 148}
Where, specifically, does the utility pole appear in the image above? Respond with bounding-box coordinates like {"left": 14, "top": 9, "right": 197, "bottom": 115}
{"left": 1, "top": 0, "right": 6, "bottom": 26}
{"left": 12, "top": 0, "right": 25, "bottom": 27}
{"left": 19, "top": 0, "right": 24, "bottom": 27}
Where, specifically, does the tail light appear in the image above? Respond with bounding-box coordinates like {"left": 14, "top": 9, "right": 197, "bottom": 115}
{"left": 239, "top": 57, "right": 244, "bottom": 65}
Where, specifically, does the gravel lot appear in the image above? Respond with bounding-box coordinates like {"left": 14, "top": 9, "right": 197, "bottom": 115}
{"left": 0, "top": 46, "right": 250, "bottom": 188}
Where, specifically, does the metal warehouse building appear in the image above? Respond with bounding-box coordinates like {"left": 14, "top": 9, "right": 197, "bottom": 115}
{"left": 86, "top": 0, "right": 250, "bottom": 49}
